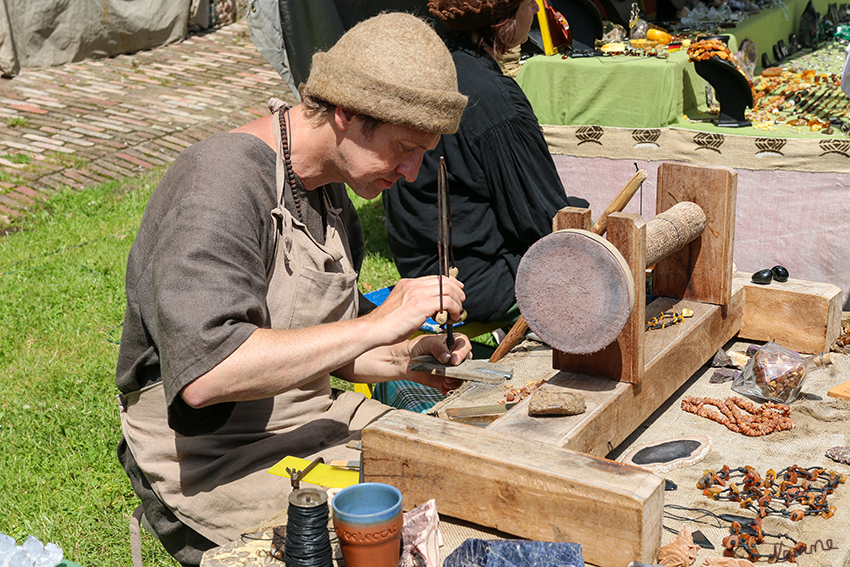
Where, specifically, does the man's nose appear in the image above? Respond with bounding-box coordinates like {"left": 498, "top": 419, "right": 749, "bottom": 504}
{"left": 397, "top": 149, "right": 425, "bottom": 182}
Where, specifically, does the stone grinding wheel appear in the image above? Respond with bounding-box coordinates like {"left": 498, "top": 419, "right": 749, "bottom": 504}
{"left": 515, "top": 230, "right": 635, "bottom": 355}
{"left": 516, "top": 202, "right": 707, "bottom": 354}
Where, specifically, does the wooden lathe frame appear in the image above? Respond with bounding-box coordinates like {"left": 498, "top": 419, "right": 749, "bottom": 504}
{"left": 362, "top": 163, "right": 843, "bottom": 567}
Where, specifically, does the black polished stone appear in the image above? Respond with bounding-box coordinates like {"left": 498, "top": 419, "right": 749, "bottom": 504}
{"left": 630, "top": 439, "right": 701, "bottom": 465}
{"left": 771, "top": 265, "right": 789, "bottom": 282}
{"left": 752, "top": 268, "right": 773, "bottom": 284}
{"left": 691, "top": 530, "right": 715, "bottom": 550}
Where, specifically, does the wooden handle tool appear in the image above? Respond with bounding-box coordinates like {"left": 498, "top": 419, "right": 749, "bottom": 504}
{"left": 489, "top": 170, "right": 646, "bottom": 363}
{"left": 590, "top": 169, "right": 647, "bottom": 236}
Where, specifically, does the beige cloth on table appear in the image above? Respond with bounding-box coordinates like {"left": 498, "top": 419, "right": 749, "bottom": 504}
{"left": 432, "top": 336, "right": 850, "bottom": 567}
{"left": 619, "top": 339, "right": 850, "bottom": 567}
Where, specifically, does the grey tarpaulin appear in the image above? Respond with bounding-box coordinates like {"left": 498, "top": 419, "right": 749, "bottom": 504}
{"left": 245, "top": 0, "right": 431, "bottom": 99}
{"left": 0, "top": 0, "right": 210, "bottom": 77}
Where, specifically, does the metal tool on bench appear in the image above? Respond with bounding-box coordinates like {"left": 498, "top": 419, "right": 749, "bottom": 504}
{"left": 434, "top": 156, "right": 466, "bottom": 349}
{"left": 409, "top": 354, "right": 512, "bottom": 384}
{"left": 285, "top": 456, "right": 324, "bottom": 490}
{"left": 424, "top": 157, "right": 514, "bottom": 383}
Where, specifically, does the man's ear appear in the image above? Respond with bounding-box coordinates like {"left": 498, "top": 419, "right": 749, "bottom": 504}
{"left": 333, "top": 107, "right": 357, "bottom": 131}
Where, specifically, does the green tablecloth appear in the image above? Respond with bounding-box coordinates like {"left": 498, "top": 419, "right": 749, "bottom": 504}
{"left": 516, "top": 50, "right": 708, "bottom": 128}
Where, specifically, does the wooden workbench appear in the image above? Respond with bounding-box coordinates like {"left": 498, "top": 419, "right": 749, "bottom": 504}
{"left": 363, "top": 276, "right": 842, "bottom": 567}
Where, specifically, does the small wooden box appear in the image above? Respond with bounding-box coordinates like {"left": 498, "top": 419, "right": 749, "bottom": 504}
{"left": 735, "top": 274, "right": 842, "bottom": 354}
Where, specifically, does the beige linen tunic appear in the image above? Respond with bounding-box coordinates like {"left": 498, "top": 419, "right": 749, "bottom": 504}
{"left": 118, "top": 99, "right": 391, "bottom": 546}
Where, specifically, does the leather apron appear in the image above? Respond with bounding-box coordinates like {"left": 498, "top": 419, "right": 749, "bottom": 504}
{"left": 118, "top": 98, "right": 391, "bottom": 546}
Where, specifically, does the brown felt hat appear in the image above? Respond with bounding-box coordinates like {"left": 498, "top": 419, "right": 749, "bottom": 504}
{"left": 429, "top": 0, "right": 526, "bottom": 32}
{"left": 300, "top": 12, "right": 467, "bottom": 135}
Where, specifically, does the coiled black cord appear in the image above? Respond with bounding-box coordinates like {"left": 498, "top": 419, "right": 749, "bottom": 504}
{"left": 285, "top": 491, "right": 333, "bottom": 567}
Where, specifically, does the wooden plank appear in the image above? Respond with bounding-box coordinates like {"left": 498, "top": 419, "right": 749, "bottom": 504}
{"left": 653, "top": 163, "right": 737, "bottom": 306}
{"left": 735, "top": 274, "right": 842, "bottom": 354}
{"left": 362, "top": 411, "right": 665, "bottom": 567}
{"left": 828, "top": 381, "right": 850, "bottom": 401}
{"left": 553, "top": 206, "right": 592, "bottom": 231}
{"left": 488, "top": 285, "right": 744, "bottom": 456}
{"left": 553, "top": 213, "right": 647, "bottom": 383}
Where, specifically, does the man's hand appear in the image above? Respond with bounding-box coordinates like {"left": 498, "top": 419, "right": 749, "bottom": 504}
{"left": 362, "top": 276, "right": 466, "bottom": 347}
{"left": 405, "top": 333, "right": 472, "bottom": 394}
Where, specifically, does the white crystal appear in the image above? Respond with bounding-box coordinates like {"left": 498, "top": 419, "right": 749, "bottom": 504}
{"left": 4, "top": 551, "right": 29, "bottom": 567}
{"left": 21, "top": 535, "right": 44, "bottom": 557}
{"left": 0, "top": 533, "right": 16, "bottom": 554}
{"left": 0, "top": 534, "right": 63, "bottom": 567}
{"left": 33, "top": 543, "right": 63, "bottom": 567}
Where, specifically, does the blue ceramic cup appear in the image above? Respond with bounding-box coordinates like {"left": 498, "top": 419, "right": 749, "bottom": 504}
{"left": 331, "top": 483, "right": 403, "bottom": 567}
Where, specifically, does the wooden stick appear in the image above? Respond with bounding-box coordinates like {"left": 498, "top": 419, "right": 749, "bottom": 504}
{"left": 487, "top": 316, "right": 530, "bottom": 363}
{"left": 590, "top": 169, "right": 647, "bottom": 235}
{"left": 489, "top": 170, "right": 646, "bottom": 363}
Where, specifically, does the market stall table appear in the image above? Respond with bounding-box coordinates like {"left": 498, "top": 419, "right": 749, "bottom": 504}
{"left": 514, "top": 50, "right": 708, "bottom": 129}
{"left": 516, "top": 0, "right": 835, "bottom": 127}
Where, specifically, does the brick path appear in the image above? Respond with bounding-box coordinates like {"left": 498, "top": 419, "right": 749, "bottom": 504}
{"left": 0, "top": 22, "right": 295, "bottom": 228}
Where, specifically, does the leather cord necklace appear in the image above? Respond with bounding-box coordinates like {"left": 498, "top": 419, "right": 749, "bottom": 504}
{"left": 278, "top": 106, "right": 302, "bottom": 222}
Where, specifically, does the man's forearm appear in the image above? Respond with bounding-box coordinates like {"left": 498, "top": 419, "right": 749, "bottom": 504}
{"left": 181, "top": 317, "right": 380, "bottom": 408}
{"left": 333, "top": 341, "right": 416, "bottom": 384}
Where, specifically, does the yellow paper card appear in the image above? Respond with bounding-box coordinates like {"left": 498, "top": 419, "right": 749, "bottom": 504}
{"left": 268, "top": 456, "right": 359, "bottom": 489}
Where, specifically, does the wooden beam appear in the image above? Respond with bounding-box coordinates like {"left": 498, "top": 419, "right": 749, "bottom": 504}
{"left": 362, "top": 411, "right": 665, "bottom": 567}
{"left": 735, "top": 274, "right": 842, "bottom": 354}
{"left": 553, "top": 206, "right": 592, "bottom": 231}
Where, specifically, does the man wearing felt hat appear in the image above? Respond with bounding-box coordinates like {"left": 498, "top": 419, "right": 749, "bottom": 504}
{"left": 115, "top": 13, "right": 470, "bottom": 566}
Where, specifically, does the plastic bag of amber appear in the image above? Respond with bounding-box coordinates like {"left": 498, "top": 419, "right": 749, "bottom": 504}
{"left": 732, "top": 341, "right": 834, "bottom": 403}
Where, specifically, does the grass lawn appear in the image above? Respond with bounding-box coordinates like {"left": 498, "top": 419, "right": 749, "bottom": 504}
{"left": 0, "top": 170, "right": 403, "bottom": 566}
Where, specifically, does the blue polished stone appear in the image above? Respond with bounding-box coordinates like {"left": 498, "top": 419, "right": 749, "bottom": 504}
{"left": 443, "top": 539, "right": 584, "bottom": 567}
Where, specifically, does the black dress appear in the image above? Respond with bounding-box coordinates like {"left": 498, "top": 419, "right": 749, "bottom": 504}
{"left": 383, "top": 35, "right": 586, "bottom": 323}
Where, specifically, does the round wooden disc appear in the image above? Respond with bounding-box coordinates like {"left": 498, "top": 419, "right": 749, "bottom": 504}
{"left": 515, "top": 230, "right": 635, "bottom": 354}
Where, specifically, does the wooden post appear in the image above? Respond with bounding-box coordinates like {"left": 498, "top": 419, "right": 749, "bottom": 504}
{"left": 653, "top": 162, "right": 737, "bottom": 305}
{"left": 553, "top": 206, "right": 592, "bottom": 231}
